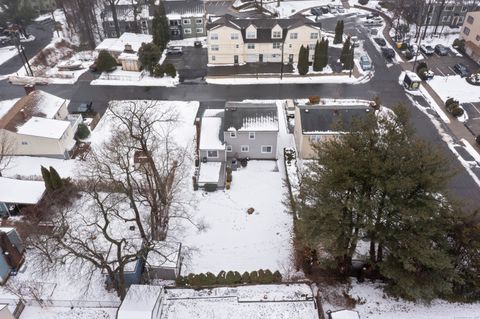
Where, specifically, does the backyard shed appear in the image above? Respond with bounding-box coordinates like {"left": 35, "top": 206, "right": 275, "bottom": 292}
{"left": 0, "top": 177, "right": 46, "bottom": 217}
{"left": 145, "top": 242, "right": 182, "bottom": 280}
{"left": 117, "top": 284, "right": 165, "bottom": 319}
{"left": 0, "top": 228, "right": 25, "bottom": 284}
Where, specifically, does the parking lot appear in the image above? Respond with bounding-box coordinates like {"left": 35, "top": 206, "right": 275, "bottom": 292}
{"left": 420, "top": 51, "right": 479, "bottom": 77}
{"left": 464, "top": 102, "right": 480, "bottom": 137}
{"left": 164, "top": 46, "right": 208, "bottom": 80}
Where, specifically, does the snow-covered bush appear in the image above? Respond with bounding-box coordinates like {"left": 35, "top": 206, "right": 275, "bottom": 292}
{"left": 358, "top": 0, "right": 369, "bottom": 5}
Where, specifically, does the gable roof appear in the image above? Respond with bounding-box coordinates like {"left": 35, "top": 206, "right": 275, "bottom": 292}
{"left": 16, "top": 117, "right": 70, "bottom": 139}
{"left": 207, "top": 14, "right": 321, "bottom": 43}
{"left": 298, "top": 104, "right": 372, "bottom": 134}
{"left": 224, "top": 102, "right": 278, "bottom": 132}
{"left": 0, "top": 177, "right": 45, "bottom": 205}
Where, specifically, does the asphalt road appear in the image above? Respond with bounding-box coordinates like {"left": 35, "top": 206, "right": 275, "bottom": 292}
{"left": 0, "top": 16, "right": 479, "bottom": 211}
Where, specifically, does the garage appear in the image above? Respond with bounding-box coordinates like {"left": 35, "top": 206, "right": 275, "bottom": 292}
{"left": 246, "top": 54, "right": 257, "bottom": 63}
{"left": 268, "top": 54, "right": 282, "bottom": 62}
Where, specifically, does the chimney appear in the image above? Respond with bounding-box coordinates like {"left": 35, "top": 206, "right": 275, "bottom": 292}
{"left": 24, "top": 84, "right": 35, "bottom": 95}
{"left": 124, "top": 44, "right": 133, "bottom": 53}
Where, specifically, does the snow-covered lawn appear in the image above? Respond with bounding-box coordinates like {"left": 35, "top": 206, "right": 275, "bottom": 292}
{"left": 429, "top": 75, "right": 480, "bottom": 103}
{"left": 175, "top": 160, "right": 294, "bottom": 276}
{"left": 0, "top": 46, "right": 17, "bottom": 67}
{"left": 349, "top": 282, "right": 480, "bottom": 319}
{"left": 206, "top": 73, "right": 371, "bottom": 85}
{"left": 265, "top": 0, "right": 342, "bottom": 18}
{"left": 90, "top": 67, "right": 179, "bottom": 87}
{"left": 20, "top": 306, "right": 117, "bottom": 319}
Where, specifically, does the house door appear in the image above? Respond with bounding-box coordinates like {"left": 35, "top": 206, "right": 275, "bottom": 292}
{"left": 288, "top": 54, "right": 294, "bottom": 63}
{"left": 234, "top": 55, "right": 238, "bottom": 64}
{"left": 259, "top": 54, "right": 263, "bottom": 62}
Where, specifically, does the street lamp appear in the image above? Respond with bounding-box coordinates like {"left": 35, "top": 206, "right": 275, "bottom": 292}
{"left": 280, "top": 42, "right": 285, "bottom": 80}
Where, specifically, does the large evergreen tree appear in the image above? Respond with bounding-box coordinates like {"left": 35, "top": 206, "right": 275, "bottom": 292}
{"left": 333, "top": 20, "right": 344, "bottom": 44}
{"left": 152, "top": 2, "right": 170, "bottom": 51}
{"left": 96, "top": 50, "right": 117, "bottom": 72}
{"left": 322, "top": 38, "right": 329, "bottom": 68}
{"left": 138, "top": 42, "right": 161, "bottom": 75}
{"left": 339, "top": 36, "right": 351, "bottom": 66}
{"left": 297, "top": 45, "right": 309, "bottom": 75}
{"left": 313, "top": 40, "right": 322, "bottom": 72}
{"left": 297, "top": 104, "right": 472, "bottom": 301}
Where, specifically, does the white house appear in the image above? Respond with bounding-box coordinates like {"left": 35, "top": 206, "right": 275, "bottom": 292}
{"left": 95, "top": 32, "right": 153, "bottom": 71}
{"left": 206, "top": 14, "right": 322, "bottom": 65}
{"left": 0, "top": 88, "right": 81, "bottom": 159}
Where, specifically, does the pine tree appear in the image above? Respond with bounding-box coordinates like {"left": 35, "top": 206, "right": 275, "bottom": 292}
{"left": 137, "top": 42, "right": 161, "bottom": 75}
{"left": 40, "top": 166, "right": 52, "bottom": 191}
{"left": 96, "top": 50, "right": 117, "bottom": 72}
{"left": 313, "top": 40, "right": 322, "bottom": 71}
{"left": 152, "top": 2, "right": 170, "bottom": 51}
{"left": 49, "top": 166, "right": 63, "bottom": 190}
{"left": 333, "top": 20, "right": 344, "bottom": 44}
{"left": 298, "top": 104, "right": 461, "bottom": 301}
{"left": 322, "top": 38, "right": 329, "bottom": 68}
{"left": 297, "top": 45, "right": 309, "bottom": 75}
{"left": 340, "top": 36, "right": 351, "bottom": 66}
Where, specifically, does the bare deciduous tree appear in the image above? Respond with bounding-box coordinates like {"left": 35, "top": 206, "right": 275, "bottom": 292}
{"left": 0, "top": 130, "right": 15, "bottom": 177}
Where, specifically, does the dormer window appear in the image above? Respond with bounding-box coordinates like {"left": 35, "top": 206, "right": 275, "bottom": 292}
{"left": 246, "top": 31, "right": 256, "bottom": 39}
{"left": 272, "top": 30, "right": 282, "bottom": 39}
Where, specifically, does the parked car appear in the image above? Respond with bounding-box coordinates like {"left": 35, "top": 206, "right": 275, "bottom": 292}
{"left": 381, "top": 48, "right": 395, "bottom": 59}
{"left": 194, "top": 41, "right": 203, "bottom": 48}
{"left": 366, "top": 12, "right": 380, "bottom": 19}
{"left": 453, "top": 63, "right": 469, "bottom": 77}
{"left": 320, "top": 6, "right": 329, "bottom": 13}
{"left": 359, "top": 55, "right": 372, "bottom": 71}
{"left": 327, "top": 4, "right": 337, "bottom": 13}
{"left": 350, "top": 36, "right": 360, "bottom": 47}
{"left": 373, "top": 37, "right": 386, "bottom": 46}
{"left": 166, "top": 46, "right": 183, "bottom": 55}
{"left": 310, "top": 7, "right": 323, "bottom": 15}
{"left": 71, "top": 101, "right": 93, "bottom": 114}
{"left": 434, "top": 44, "right": 449, "bottom": 56}
{"left": 336, "top": 5, "right": 345, "bottom": 13}
{"left": 420, "top": 44, "right": 434, "bottom": 55}
{"left": 364, "top": 19, "right": 383, "bottom": 27}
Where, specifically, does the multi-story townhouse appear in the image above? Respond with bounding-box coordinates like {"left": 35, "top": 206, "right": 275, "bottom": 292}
{"left": 165, "top": 0, "right": 206, "bottom": 40}
{"left": 460, "top": 10, "right": 480, "bottom": 64}
{"left": 206, "top": 15, "right": 322, "bottom": 65}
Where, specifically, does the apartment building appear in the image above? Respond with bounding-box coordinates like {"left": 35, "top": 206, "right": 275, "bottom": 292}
{"left": 206, "top": 15, "right": 322, "bottom": 65}
{"left": 460, "top": 10, "right": 480, "bottom": 64}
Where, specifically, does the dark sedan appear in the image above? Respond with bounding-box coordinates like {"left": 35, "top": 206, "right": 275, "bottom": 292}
{"left": 453, "top": 63, "right": 469, "bottom": 77}
{"left": 434, "top": 44, "right": 449, "bottom": 56}
{"left": 373, "top": 37, "right": 386, "bottom": 46}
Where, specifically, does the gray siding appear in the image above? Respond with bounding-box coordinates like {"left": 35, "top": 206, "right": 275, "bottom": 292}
{"left": 224, "top": 131, "right": 278, "bottom": 160}
{"left": 199, "top": 149, "right": 226, "bottom": 162}
{"left": 0, "top": 251, "right": 10, "bottom": 283}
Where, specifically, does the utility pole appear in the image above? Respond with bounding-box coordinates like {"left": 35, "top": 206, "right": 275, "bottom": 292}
{"left": 349, "top": 42, "right": 354, "bottom": 78}
{"left": 11, "top": 32, "right": 33, "bottom": 77}
{"left": 280, "top": 42, "right": 284, "bottom": 80}
{"left": 412, "top": 0, "right": 432, "bottom": 72}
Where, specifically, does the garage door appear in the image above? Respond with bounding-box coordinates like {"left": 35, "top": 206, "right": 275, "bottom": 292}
{"left": 268, "top": 54, "right": 281, "bottom": 62}
{"left": 246, "top": 54, "right": 257, "bottom": 63}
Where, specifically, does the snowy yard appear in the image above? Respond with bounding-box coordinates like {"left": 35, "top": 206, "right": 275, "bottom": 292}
{"left": 206, "top": 73, "right": 371, "bottom": 85}
{"left": 174, "top": 160, "right": 294, "bottom": 276}
{"left": 19, "top": 306, "right": 116, "bottom": 319}
{"left": 429, "top": 75, "right": 480, "bottom": 103}
{"left": 90, "top": 67, "right": 179, "bottom": 87}
{"left": 0, "top": 46, "right": 17, "bottom": 67}
{"left": 264, "top": 0, "right": 342, "bottom": 18}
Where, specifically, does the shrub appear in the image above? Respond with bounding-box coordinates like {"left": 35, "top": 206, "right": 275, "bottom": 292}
{"left": 138, "top": 42, "right": 161, "bottom": 75}
{"left": 206, "top": 272, "right": 217, "bottom": 285}
{"left": 217, "top": 270, "right": 226, "bottom": 283}
{"left": 241, "top": 271, "right": 251, "bottom": 283}
{"left": 453, "top": 38, "right": 465, "bottom": 51}
{"left": 451, "top": 107, "right": 464, "bottom": 117}
{"left": 405, "top": 50, "right": 413, "bottom": 60}
{"left": 96, "top": 50, "right": 117, "bottom": 72}
{"left": 75, "top": 123, "right": 90, "bottom": 140}
{"left": 476, "top": 135, "right": 480, "bottom": 145}
{"left": 308, "top": 95, "right": 320, "bottom": 104}
{"left": 250, "top": 270, "right": 259, "bottom": 284}
{"left": 416, "top": 62, "right": 428, "bottom": 74}
{"left": 240, "top": 158, "right": 248, "bottom": 167}
{"left": 225, "top": 271, "right": 236, "bottom": 284}
{"left": 226, "top": 167, "right": 232, "bottom": 182}
{"left": 176, "top": 275, "right": 186, "bottom": 286}
{"left": 273, "top": 270, "right": 282, "bottom": 283}
{"left": 187, "top": 273, "right": 195, "bottom": 285}
{"left": 225, "top": 182, "right": 231, "bottom": 190}
{"left": 358, "top": 0, "right": 368, "bottom": 4}
{"left": 164, "top": 63, "right": 177, "bottom": 77}
{"left": 233, "top": 271, "right": 242, "bottom": 284}
{"left": 153, "top": 64, "right": 165, "bottom": 78}
{"left": 263, "top": 270, "right": 274, "bottom": 283}
{"left": 445, "top": 98, "right": 459, "bottom": 113}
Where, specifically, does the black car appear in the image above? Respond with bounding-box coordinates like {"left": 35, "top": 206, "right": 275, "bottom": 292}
{"left": 373, "top": 37, "right": 386, "bottom": 46}
{"left": 453, "top": 63, "right": 469, "bottom": 77}
{"left": 381, "top": 48, "right": 395, "bottom": 59}
{"left": 194, "top": 41, "right": 203, "bottom": 48}
{"left": 434, "top": 44, "right": 449, "bottom": 56}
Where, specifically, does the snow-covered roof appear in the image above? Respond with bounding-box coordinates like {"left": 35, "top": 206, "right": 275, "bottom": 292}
{"left": 146, "top": 241, "right": 182, "bottom": 269}
{"left": 328, "top": 309, "right": 360, "bottom": 319}
{"left": 118, "top": 285, "right": 163, "bottom": 319}
{"left": 198, "top": 162, "right": 222, "bottom": 184}
{"left": 164, "top": 284, "right": 318, "bottom": 319}
{"left": 16, "top": 117, "right": 70, "bottom": 139}
{"left": 200, "top": 117, "right": 224, "bottom": 150}
{"left": 405, "top": 71, "right": 421, "bottom": 82}
{"left": 0, "top": 177, "right": 45, "bottom": 204}
{"left": 24, "top": 90, "right": 66, "bottom": 119}
{"left": 118, "top": 52, "right": 139, "bottom": 61}
{"left": 224, "top": 102, "right": 278, "bottom": 132}
{"left": 95, "top": 33, "right": 153, "bottom": 53}
{"left": 0, "top": 98, "right": 20, "bottom": 119}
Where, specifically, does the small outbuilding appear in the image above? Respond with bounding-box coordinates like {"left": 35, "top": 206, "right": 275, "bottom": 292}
{"left": 117, "top": 284, "right": 165, "bottom": 319}
{"left": 0, "top": 177, "right": 46, "bottom": 217}
{"left": 327, "top": 309, "right": 361, "bottom": 319}
{"left": 0, "top": 228, "right": 25, "bottom": 284}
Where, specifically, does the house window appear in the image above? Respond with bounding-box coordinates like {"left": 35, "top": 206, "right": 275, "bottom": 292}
{"left": 261, "top": 145, "right": 272, "bottom": 153}
{"left": 196, "top": 28, "right": 204, "bottom": 33}
{"left": 444, "top": 5, "right": 453, "bottom": 11}
{"left": 247, "top": 43, "right": 255, "bottom": 49}
{"left": 464, "top": 27, "right": 470, "bottom": 35}
{"left": 241, "top": 145, "right": 249, "bottom": 152}
{"left": 230, "top": 131, "right": 237, "bottom": 138}
{"left": 290, "top": 32, "right": 298, "bottom": 39}
{"left": 196, "top": 18, "right": 203, "bottom": 24}
{"left": 249, "top": 132, "right": 255, "bottom": 140}
{"left": 246, "top": 31, "right": 256, "bottom": 39}
{"left": 289, "top": 44, "right": 292, "bottom": 48}
{"left": 184, "top": 28, "right": 192, "bottom": 34}
{"left": 183, "top": 19, "right": 191, "bottom": 25}
{"left": 226, "top": 145, "right": 233, "bottom": 152}
{"left": 458, "top": 17, "right": 464, "bottom": 24}
{"left": 207, "top": 150, "right": 218, "bottom": 158}
{"left": 211, "top": 55, "right": 216, "bottom": 61}
{"left": 273, "top": 42, "right": 281, "bottom": 49}
{"left": 211, "top": 44, "right": 219, "bottom": 51}
{"left": 272, "top": 30, "right": 281, "bottom": 38}
{"left": 236, "top": 44, "right": 239, "bottom": 48}
{"left": 231, "top": 33, "right": 239, "bottom": 40}
{"left": 210, "top": 33, "right": 218, "bottom": 40}
{"left": 170, "top": 20, "right": 179, "bottom": 26}
{"left": 476, "top": 35, "right": 480, "bottom": 41}
{"left": 21, "top": 141, "right": 28, "bottom": 145}
{"left": 310, "top": 32, "right": 318, "bottom": 39}
{"left": 308, "top": 44, "right": 315, "bottom": 50}
{"left": 461, "top": 6, "right": 468, "bottom": 12}
{"left": 467, "top": 15, "right": 474, "bottom": 24}
{"left": 442, "top": 15, "right": 451, "bottom": 23}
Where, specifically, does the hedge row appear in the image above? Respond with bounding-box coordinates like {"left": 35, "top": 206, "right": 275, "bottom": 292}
{"left": 176, "top": 269, "right": 282, "bottom": 287}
